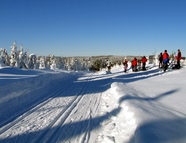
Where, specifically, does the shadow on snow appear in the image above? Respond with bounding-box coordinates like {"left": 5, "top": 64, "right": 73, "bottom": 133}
{"left": 129, "top": 118, "right": 186, "bottom": 143}
{"left": 0, "top": 67, "right": 183, "bottom": 142}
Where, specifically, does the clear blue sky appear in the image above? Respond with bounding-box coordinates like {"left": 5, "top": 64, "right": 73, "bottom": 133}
{"left": 0, "top": 0, "right": 186, "bottom": 57}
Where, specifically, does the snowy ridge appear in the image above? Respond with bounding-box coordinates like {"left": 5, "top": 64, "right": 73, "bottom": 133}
{"left": 0, "top": 65, "right": 186, "bottom": 143}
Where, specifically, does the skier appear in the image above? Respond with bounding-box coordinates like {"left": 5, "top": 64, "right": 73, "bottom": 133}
{"left": 106, "top": 60, "right": 111, "bottom": 72}
{"left": 163, "top": 50, "right": 169, "bottom": 72}
{"left": 123, "top": 59, "right": 128, "bottom": 73}
{"left": 132, "top": 58, "right": 138, "bottom": 72}
{"left": 142, "top": 56, "right": 147, "bottom": 71}
{"left": 159, "top": 52, "right": 163, "bottom": 68}
{"left": 176, "top": 49, "right": 182, "bottom": 69}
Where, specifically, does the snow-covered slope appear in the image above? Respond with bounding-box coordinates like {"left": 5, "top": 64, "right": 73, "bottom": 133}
{"left": 0, "top": 65, "right": 186, "bottom": 143}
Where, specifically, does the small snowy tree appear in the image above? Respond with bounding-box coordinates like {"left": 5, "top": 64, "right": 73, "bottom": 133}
{"left": 35, "top": 55, "right": 39, "bottom": 69}
{"left": 0, "top": 49, "right": 5, "bottom": 67}
{"left": 75, "top": 59, "right": 82, "bottom": 71}
{"left": 28, "top": 54, "right": 37, "bottom": 69}
{"left": 50, "top": 59, "right": 58, "bottom": 69}
{"left": 19, "top": 44, "right": 24, "bottom": 68}
{"left": 39, "top": 56, "right": 46, "bottom": 69}
{"left": 0, "top": 48, "right": 10, "bottom": 66}
{"left": 49, "top": 54, "right": 58, "bottom": 69}
{"left": 82, "top": 61, "right": 88, "bottom": 71}
{"left": 23, "top": 49, "right": 29, "bottom": 69}
{"left": 59, "top": 57, "right": 65, "bottom": 69}
{"left": 65, "top": 59, "right": 71, "bottom": 70}
{"left": 71, "top": 59, "right": 82, "bottom": 71}
{"left": 10, "top": 41, "right": 19, "bottom": 67}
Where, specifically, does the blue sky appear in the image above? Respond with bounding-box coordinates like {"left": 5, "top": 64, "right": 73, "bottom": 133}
{"left": 0, "top": 0, "right": 186, "bottom": 57}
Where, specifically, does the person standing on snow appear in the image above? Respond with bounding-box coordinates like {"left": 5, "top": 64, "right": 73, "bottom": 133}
{"left": 106, "top": 60, "right": 111, "bottom": 72}
{"left": 176, "top": 49, "right": 182, "bottom": 69}
{"left": 132, "top": 58, "right": 138, "bottom": 72}
{"left": 142, "top": 56, "right": 147, "bottom": 71}
{"left": 123, "top": 59, "right": 128, "bottom": 73}
{"left": 163, "top": 50, "right": 169, "bottom": 71}
{"left": 159, "top": 52, "right": 163, "bottom": 68}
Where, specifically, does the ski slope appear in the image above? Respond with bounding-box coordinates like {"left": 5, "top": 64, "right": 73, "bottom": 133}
{"left": 0, "top": 65, "right": 186, "bottom": 143}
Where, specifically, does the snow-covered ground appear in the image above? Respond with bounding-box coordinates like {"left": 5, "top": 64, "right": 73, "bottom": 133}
{"left": 0, "top": 64, "right": 186, "bottom": 143}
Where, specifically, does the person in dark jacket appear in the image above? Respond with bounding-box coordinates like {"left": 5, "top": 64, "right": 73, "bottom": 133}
{"left": 142, "top": 56, "right": 147, "bottom": 71}
{"left": 163, "top": 50, "right": 169, "bottom": 71}
{"left": 159, "top": 52, "right": 163, "bottom": 68}
{"left": 132, "top": 58, "right": 138, "bottom": 72}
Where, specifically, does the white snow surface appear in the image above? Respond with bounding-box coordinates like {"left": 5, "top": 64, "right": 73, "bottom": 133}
{"left": 0, "top": 65, "right": 186, "bottom": 143}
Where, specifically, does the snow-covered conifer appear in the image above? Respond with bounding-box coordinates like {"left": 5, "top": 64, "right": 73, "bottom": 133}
{"left": 0, "top": 48, "right": 10, "bottom": 66}
{"left": 23, "top": 49, "right": 29, "bottom": 69}
{"left": 59, "top": 57, "right": 65, "bottom": 69}
{"left": 65, "top": 59, "right": 71, "bottom": 70}
{"left": 49, "top": 54, "right": 58, "bottom": 69}
{"left": 28, "top": 54, "right": 37, "bottom": 69}
{"left": 39, "top": 56, "right": 46, "bottom": 69}
{"left": 10, "top": 41, "right": 19, "bottom": 67}
{"left": 19, "top": 44, "right": 24, "bottom": 68}
{"left": 35, "top": 55, "right": 39, "bottom": 69}
{"left": 0, "top": 49, "right": 6, "bottom": 67}
{"left": 82, "top": 61, "right": 88, "bottom": 71}
{"left": 76, "top": 59, "right": 82, "bottom": 71}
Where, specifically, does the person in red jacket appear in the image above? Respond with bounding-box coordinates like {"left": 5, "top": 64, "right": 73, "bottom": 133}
{"left": 123, "top": 59, "right": 128, "bottom": 73}
{"left": 163, "top": 50, "right": 169, "bottom": 71}
{"left": 176, "top": 49, "right": 182, "bottom": 69}
{"left": 142, "top": 56, "right": 147, "bottom": 70}
{"left": 132, "top": 58, "right": 138, "bottom": 72}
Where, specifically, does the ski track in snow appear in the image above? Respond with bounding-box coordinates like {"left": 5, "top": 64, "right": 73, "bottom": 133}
{"left": 0, "top": 65, "right": 185, "bottom": 143}
{"left": 0, "top": 71, "right": 113, "bottom": 143}
{"left": 0, "top": 73, "right": 90, "bottom": 142}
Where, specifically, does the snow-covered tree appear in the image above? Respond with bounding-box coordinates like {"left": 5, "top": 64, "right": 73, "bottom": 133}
{"left": 19, "top": 44, "right": 24, "bottom": 68}
{"left": 82, "top": 61, "right": 88, "bottom": 71}
{"left": 10, "top": 41, "right": 19, "bottom": 67}
{"left": 35, "top": 55, "right": 39, "bottom": 69}
{"left": 39, "top": 56, "right": 46, "bottom": 69}
{"left": 77, "top": 59, "right": 82, "bottom": 71}
{"left": 0, "top": 48, "right": 10, "bottom": 66}
{"left": 0, "top": 49, "right": 5, "bottom": 67}
{"left": 73, "top": 59, "right": 82, "bottom": 71}
{"left": 23, "top": 49, "right": 29, "bottom": 69}
{"left": 49, "top": 54, "right": 58, "bottom": 69}
{"left": 28, "top": 54, "right": 37, "bottom": 69}
{"left": 65, "top": 59, "right": 71, "bottom": 70}
{"left": 59, "top": 57, "right": 65, "bottom": 69}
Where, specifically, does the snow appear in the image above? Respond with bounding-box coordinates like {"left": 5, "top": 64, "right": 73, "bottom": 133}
{"left": 0, "top": 64, "right": 186, "bottom": 143}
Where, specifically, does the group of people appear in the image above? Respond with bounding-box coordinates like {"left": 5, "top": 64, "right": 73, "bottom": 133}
{"left": 123, "top": 56, "right": 147, "bottom": 73}
{"left": 159, "top": 49, "right": 182, "bottom": 72}
{"left": 123, "top": 49, "right": 182, "bottom": 73}
{"left": 106, "top": 49, "right": 182, "bottom": 73}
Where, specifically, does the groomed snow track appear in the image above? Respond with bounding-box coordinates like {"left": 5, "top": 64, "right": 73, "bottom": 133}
{"left": 33, "top": 74, "right": 92, "bottom": 143}
{"left": 0, "top": 72, "right": 112, "bottom": 143}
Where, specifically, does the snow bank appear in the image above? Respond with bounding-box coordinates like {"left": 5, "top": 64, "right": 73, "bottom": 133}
{"left": 98, "top": 82, "right": 136, "bottom": 143}
{"left": 110, "top": 66, "right": 186, "bottom": 143}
